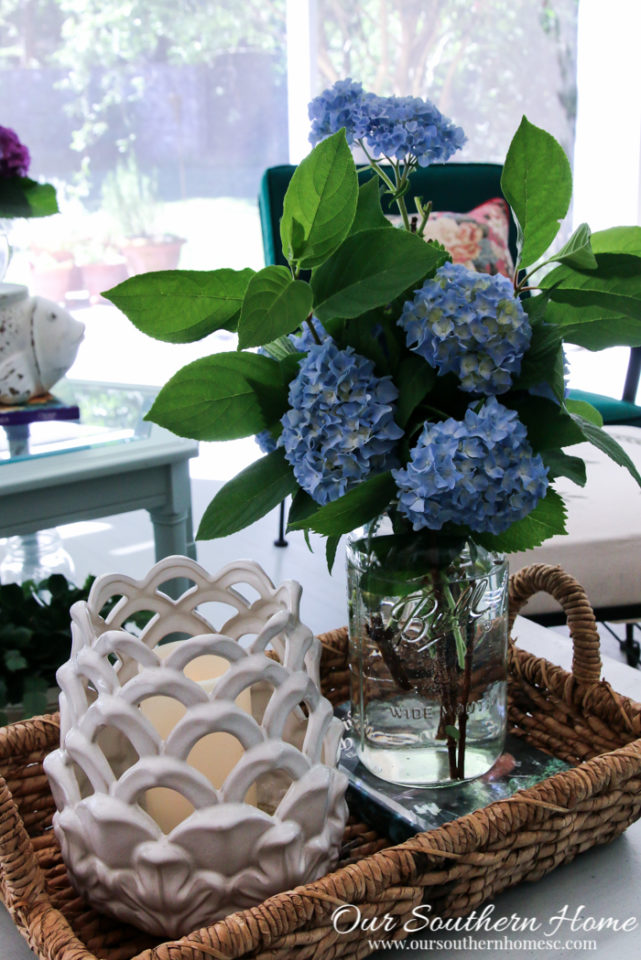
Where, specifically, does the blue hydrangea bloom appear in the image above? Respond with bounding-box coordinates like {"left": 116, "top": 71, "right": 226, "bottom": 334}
{"left": 398, "top": 262, "right": 532, "bottom": 395}
{"left": 393, "top": 397, "right": 548, "bottom": 535}
{"left": 255, "top": 430, "right": 278, "bottom": 455}
{"left": 308, "top": 79, "right": 372, "bottom": 146}
{"left": 278, "top": 340, "right": 403, "bottom": 505}
{"left": 309, "top": 79, "right": 465, "bottom": 166}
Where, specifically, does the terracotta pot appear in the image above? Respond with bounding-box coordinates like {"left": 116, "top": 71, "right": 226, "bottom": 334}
{"left": 121, "top": 237, "right": 185, "bottom": 276}
{"left": 29, "top": 261, "right": 76, "bottom": 304}
{"left": 81, "top": 260, "right": 128, "bottom": 301}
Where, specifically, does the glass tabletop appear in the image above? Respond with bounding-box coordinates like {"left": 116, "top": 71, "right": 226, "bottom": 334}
{"left": 0, "top": 380, "right": 155, "bottom": 464}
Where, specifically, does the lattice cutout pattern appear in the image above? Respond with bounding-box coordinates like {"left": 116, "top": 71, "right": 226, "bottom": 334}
{"left": 44, "top": 557, "right": 348, "bottom": 938}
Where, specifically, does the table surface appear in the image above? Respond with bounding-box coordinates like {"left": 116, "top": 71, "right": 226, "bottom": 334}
{"left": 1, "top": 615, "right": 640, "bottom": 960}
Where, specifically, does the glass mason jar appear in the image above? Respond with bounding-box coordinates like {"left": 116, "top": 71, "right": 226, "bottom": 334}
{"left": 347, "top": 521, "right": 508, "bottom": 787}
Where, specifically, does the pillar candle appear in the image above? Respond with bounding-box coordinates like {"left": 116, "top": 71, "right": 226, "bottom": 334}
{"left": 140, "top": 640, "right": 256, "bottom": 833}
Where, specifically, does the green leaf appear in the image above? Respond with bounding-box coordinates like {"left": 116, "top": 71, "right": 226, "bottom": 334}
{"left": 544, "top": 300, "right": 641, "bottom": 351}
{"left": 237, "top": 266, "right": 313, "bottom": 349}
{"left": 564, "top": 398, "right": 603, "bottom": 426}
{"left": 287, "top": 489, "right": 318, "bottom": 531}
{"left": 280, "top": 130, "right": 358, "bottom": 269}
{"left": 512, "top": 323, "right": 563, "bottom": 397}
{"left": 541, "top": 256, "right": 641, "bottom": 322}
{"left": 289, "top": 473, "right": 396, "bottom": 537}
{"left": 591, "top": 226, "right": 641, "bottom": 257}
{"left": 326, "top": 536, "right": 340, "bottom": 574}
{"left": 312, "top": 228, "right": 447, "bottom": 322}
{"left": 550, "top": 222, "right": 598, "bottom": 270}
{"left": 147, "top": 352, "right": 287, "bottom": 440}
{"left": 349, "top": 176, "right": 392, "bottom": 234}
{"left": 0, "top": 176, "right": 59, "bottom": 218}
{"left": 444, "top": 725, "right": 460, "bottom": 741}
{"left": 197, "top": 451, "right": 298, "bottom": 539}
{"left": 4, "top": 650, "right": 28, "bottom": 672}
{"left": 570, "top": 414, "right": 641, "bottom": 487}
{"left": 105, "top": 268, "right": 255, "bottom": 342}
{"left": 540, "top": 449, "right": 587, "bottom": 486}
{"left": 509, "top": 397, "right": 585, "bottom": 452}
{"left": 501, "top": 116, "right": 572, "bottom": 268}
{"left": 395, "top": 355, "right": 436, "bottom": 427}
{"left": 475, "top": 488, "right": 567, "bottom": 553}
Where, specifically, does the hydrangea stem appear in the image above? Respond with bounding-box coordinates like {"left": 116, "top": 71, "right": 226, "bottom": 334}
{"left": 305, "top": 315, "right": 323, "bottom": 345}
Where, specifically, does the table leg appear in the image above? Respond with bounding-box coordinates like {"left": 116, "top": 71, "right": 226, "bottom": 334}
{"left": 148, "top": 460, "right": 196, "bottom": 598}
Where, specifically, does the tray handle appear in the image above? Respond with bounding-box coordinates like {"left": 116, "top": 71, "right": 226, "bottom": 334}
{"left": 508, "top": 563, "right": 602, "bottom": 686}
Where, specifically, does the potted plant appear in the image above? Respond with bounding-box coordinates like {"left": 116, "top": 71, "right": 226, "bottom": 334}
{"left": 102, "top": 155, "right": 185, "bottom": 276}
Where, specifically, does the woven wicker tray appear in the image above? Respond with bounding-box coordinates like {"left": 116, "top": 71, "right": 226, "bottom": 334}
{"left": 2, "top": 563, "right": 641, "bottom": 960}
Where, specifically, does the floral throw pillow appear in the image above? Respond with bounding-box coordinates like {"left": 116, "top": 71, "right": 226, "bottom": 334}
{"left": 387, "top": 198, "right": 514, "bottom": 278}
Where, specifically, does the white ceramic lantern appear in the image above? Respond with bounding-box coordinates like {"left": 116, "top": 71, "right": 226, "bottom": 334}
{"left": 44, "top": 557, "right": 348, "bottom": 937}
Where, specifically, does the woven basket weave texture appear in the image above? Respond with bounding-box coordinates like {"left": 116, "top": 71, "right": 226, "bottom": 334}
{"left": 1, "top": 563, "right": 641, "bottom": 960}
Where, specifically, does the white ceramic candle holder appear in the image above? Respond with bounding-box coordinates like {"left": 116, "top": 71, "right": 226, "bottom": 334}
{"left": 44, "top": 557, "right": 348, "bottom": 937}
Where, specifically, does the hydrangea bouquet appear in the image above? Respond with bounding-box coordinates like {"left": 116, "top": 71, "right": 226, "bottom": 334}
{"left": 106, "top": 81, "right": 641, "bottom": 782}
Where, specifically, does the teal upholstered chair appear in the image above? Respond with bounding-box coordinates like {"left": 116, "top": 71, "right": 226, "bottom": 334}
{"left": 259, "top": 162, "right": 641, "bottom": 423}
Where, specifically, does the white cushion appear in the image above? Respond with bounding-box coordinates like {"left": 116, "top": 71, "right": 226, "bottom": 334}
{"left": 510, "top": 426, "right": 641, "bottom": 616}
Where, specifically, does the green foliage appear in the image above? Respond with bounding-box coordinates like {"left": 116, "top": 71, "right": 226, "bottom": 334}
{"left": 475, "top": 488, "right": 567, "bottom": 553}
{"left": 0, "top": 176, "right": 59, "bottom": 219}
{"left": 237, "top": 266, "right": 313, "bottom": 349}
{"left": 197, "top": 451, "right": 298, "bottom": 539}
{"left": 288, "top": 473, "right": 397, "bottom": 537}
{"left": 350, "top": 176, "right": 393, "bottom": 234}
{"left": 570, "top": 414, "right": 641, "bottom": 486}
{"left": 280, "top": 130, "right": 359, "bottom": 269}
{"left": 146, "top": 352, "right": 288, "bottom": 441}
{"left": 501, "top": 116, "right": 572, "bottom": 268}
{"left": 0, "top": 574, "right": 150, "bottom": 722}
{"left": 104, "top": 268, "right": 255, "bottom": 342}
{"left": 550, "top": 222, "right": 597, "bottom": 270}
{"left": 311, "top": 227, "right": 448, "bottom": 321}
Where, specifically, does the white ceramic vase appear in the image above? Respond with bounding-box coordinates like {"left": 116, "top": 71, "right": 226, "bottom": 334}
{"left": 44, "top": 556, "right": 348, "bottom": 937}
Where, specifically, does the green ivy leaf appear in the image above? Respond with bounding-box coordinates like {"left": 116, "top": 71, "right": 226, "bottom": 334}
{"left": 197, "top": 451, "right": 298, "bottom": 539}
{"left": 540, "top": 449, "right": 587, "bottom": 486}
{"left": 475, "top": 488, "right": 567, "bottom": 553}
{"left": 501, "top": 116, "right": 572, "bottom": 268}
{"left": 395, "top": 355, "right": 436, "bottom": 427}
{"left": 570, "top": 414, "right": 641, "bottom": 486}
{"left": 280, "top": 129, "right": 358, "bottom": 269}
{"left": 104, "top": 268, "right": 255, "bottom": 342}
{"left": 312, "top": 228, "right": 447, "bottom": 322}
{"left": 237, "top": 266, "right": 313, "bottom": 349}
{"left": 289, "top": 473, "right": 396, "bottom": 537}
{"left": 147, "top": 352, "right": 287, "bottom": 440}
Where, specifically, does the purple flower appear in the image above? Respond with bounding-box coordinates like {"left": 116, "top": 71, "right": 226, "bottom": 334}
{"left": 0, "top": 127, "right": 30, "bottom": 178}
